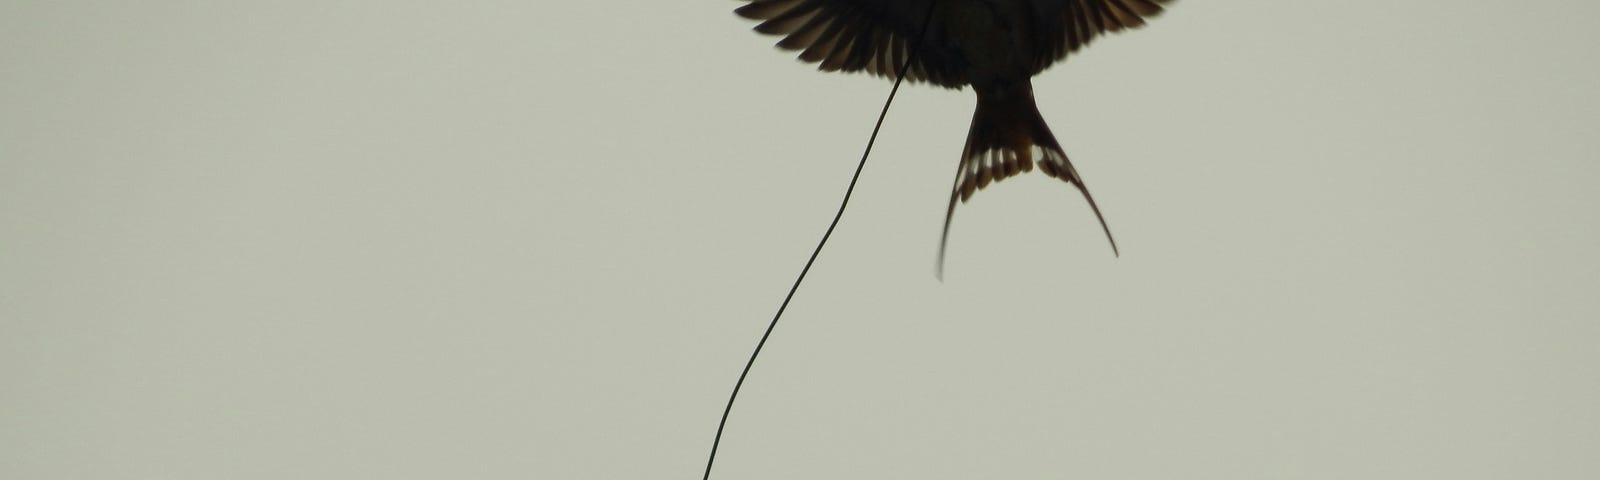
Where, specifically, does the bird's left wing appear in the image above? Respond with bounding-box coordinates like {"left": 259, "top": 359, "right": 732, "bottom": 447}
{"left": 1025, "top": 0, "right": 1173, "bottom": 74}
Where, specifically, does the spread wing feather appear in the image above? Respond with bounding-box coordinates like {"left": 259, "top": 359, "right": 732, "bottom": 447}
{"left": 737, "top": 0, "right": 964, "bottom": 87}
{"left": 1027, "top": 0, "right": 1171, "bottom": 74}
{"left": 737, "top": 0, "right": 1173, "bottom": 84}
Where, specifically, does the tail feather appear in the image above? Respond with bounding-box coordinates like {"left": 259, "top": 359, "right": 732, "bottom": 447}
{"left": 937, "top": 81, "right": 1118, "bottom": 277}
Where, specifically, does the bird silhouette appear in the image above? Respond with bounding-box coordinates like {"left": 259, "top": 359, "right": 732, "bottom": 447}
{"left": 736, "top": 0, "right": 1172, "bottom": 270}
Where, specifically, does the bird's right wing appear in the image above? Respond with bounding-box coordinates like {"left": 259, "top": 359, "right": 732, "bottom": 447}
{"left": 735, "top": 0, "right": 967, "bottom": 87}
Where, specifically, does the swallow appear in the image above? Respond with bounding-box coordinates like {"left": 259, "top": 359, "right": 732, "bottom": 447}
{"left": 735, "top": 0, "right": 1172, "bottom": 271}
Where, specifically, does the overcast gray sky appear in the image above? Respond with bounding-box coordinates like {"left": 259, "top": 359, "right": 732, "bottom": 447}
{"left": 4, "top": 1, "right": 1598, "bottom": 479}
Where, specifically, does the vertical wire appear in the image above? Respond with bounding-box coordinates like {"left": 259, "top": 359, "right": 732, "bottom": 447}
{"left": 701, "top": 3, "right": 941, "bottom": 479}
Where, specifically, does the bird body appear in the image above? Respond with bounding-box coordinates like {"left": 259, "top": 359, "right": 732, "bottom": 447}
{"left": 737, "top": 0, "right": 1172, "bottom": 265}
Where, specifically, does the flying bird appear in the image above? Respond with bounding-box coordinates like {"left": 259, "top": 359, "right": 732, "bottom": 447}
{"left": 735, "top": 0, "right": 1172, "bottom": 266}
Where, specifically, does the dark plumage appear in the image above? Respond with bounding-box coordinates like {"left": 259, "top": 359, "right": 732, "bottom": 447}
{"left": 736, "top": 0, "right": 1173, "bottom": 267}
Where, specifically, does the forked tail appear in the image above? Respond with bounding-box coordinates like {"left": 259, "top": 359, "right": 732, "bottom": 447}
{"left": 937, "top": 80, "right": 1119, "bottom": 277}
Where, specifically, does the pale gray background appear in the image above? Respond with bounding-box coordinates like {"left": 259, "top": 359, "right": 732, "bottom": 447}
{"left": 3, "top": 1, "right": 1597, "bottom": 479}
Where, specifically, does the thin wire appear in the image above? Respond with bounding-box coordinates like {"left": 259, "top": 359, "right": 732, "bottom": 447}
{"left": 701, "top": 4, "right": 940, "bottom": 479}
